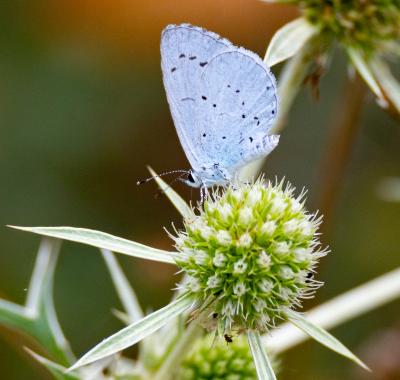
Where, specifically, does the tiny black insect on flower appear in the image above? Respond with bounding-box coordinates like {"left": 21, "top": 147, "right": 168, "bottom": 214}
{"left": 224, "top": 334, "right": 233, "bottom": 343}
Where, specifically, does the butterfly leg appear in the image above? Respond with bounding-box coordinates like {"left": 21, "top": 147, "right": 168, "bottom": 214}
{"left": 200, "top": 185, "right": 209, "bottom": 204}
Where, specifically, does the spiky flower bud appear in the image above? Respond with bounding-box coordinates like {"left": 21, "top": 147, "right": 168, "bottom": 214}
{"left": 296, "top": 0, "right": 400, "bottom": 54}
{"left": 177, "top": 335, "right": 258, "bottom": 380}
{"left": 174, "top": 180, "right": 327, "bottom": 335}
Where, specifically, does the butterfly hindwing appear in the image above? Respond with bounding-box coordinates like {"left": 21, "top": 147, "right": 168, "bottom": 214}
{"left": 196, "top": 49, "right": 278, "bottom": 173}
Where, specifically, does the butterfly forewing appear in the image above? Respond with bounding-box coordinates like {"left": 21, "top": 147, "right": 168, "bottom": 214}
{"left": 161, "top": 24, "right": 231, "bottom": 170}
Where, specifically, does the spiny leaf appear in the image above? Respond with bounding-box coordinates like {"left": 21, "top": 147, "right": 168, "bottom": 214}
{"left": 0, "top": 299, "right": 31, "bottom": 331}
{"left": 68, "top": 294, "right": 194, "bottom": 371}
{"left": 26, "top": 348, "right": 80, "bottom": 380}
{"left": 370, "top": 58, "right": 400, "bottom": 115}
{"left": 101, "top": 249, "right": 144, "bottom": 323}
{"left": 247, "top": 330, "right": 277, "bottom": 380}
{"left": 265, "top": 18, "right": 317, "bottom": 67}
{"left": 9, "top": 226, "right": 178, "bottom": 264}
{"left": 347, "top": 47, "right": 386, "bottom": 105}
{"left": 148, "top": 166, "right": 193, "bottom": 219}
{"left": 285, "top": 309, "right": 370, "bottom": 371}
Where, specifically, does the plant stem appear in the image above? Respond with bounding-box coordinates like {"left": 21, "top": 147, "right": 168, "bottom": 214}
{"left": 315, "top": 73, "right": 366, "bottom": 230}
{"left": 153, "top": 322, "right": 203, "bottom": 380}
{"left": 263, "top": 267, "right": 400, "bottom": 353}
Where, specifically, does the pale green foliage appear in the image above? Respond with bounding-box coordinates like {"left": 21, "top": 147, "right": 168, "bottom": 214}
{"left": 69, "top": 294, "right": 194, "bottom": 371}
{"left": 0, "top": 239, "right": 74, "bottom": 367}
{"left": 1, "top": 176, "right": 381, "bottom": 379}
{"left": 265, "top": 18, "right": 317, "bottom": 67}
{"left": 247, "top": 331, "right": 277, "bottom": 380}
{"left": 294, "top": 0, "right": 400, "bottom": 54}
{"left": 285, "top": 309, "right": 370, "bottom": 370}
{"left": 10, "top": 226, "right": 178, "bottom": 264}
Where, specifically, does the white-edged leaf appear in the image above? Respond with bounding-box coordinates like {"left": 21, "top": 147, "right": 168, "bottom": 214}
{"left": 285, "top": 309, "right": 370, "bottom": 371}
{"left": 68, "top": 293, "right": 194, "bottom": 371}
{"left": 347, "top": 47, "right": 386, "bottom": 105}
{"left": 247, "top": 330, "right": 277, "bottom": 380}
{"left": 26, "top": 348, "right": 80, "bottom": 380}
{"left": 147, "top": 166, "right": 193, "bottom": 219}
{"left": 112, "top": 309, "right": 131, "bottom": 325}
{"left": 101, "top": 249, "right": 144, "bottom": 323}
{"left": 9, "top": 226, "right": 178, "bottom": 265}
{"left": 0, "top": 298, "right": 31, "bottom": 330}
{"left": 265, "top": 18, "right": 317, "bottom": 67}
{"left": 26, "top": 238, "right": 61, "bottom": 315}
{"left": 370, "top": 58, "right": 400, "bottom": 114}
{"left": 26, "top": 238, "right": 71, "bottom": 355}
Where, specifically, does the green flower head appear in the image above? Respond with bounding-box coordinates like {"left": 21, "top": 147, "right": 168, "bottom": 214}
{"left": 174, "top": 179, "right": 327, "bottom": 335}
{"left": 297, "top": 0, "right": 400, "bottom": 54}
{"left": 178, "top": 334, "right": 264, "bottom": 380}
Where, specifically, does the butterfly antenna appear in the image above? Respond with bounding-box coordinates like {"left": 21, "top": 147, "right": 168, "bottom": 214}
{"left": 154, "top": 173, "right": 187, "bottom": 199}
{"left": 136, "top": 169, "right": 189, "bottom": 186}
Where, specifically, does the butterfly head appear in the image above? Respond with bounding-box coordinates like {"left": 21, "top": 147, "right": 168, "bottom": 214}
{"left": 183, "top": 170, "right": 203, "bottom": 188}
{"left": 183, "top": 166, "right": 232, "bottom": 188}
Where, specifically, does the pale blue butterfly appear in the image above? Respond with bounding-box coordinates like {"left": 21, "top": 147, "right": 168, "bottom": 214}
{"left": 158, "top": 24, "right": 279, "bottom": 192}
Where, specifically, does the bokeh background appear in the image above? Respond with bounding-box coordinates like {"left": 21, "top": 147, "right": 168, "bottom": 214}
{"left": 0, "top": 1, "right": 399, "bottom": 379}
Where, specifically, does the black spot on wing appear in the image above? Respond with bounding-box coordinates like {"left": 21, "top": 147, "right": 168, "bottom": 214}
{"left": 189, "top": 56, "right": 197, "bottom": 60}
{"left": 171, "top": 67, "right": 177, "bottom": 72}
{"left": 199, "top": 61, "right": 208, "bottom": 67}
{"left": 179, "top": 53, "right": 185, "bottom": 58}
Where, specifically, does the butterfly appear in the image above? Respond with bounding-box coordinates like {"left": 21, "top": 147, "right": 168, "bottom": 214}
{"left": 158, "top": 24, "right": 279, "bottom": 193}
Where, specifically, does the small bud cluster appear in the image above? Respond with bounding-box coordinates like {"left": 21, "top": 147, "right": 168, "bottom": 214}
{"left": 177, "top": 335, "right": 257, "bottom": 380}
{"left": 174, "top": 180, "right": 327, "bottom": 334}
{"left": 296, "top": 0, "right": 400, "bottom": 54}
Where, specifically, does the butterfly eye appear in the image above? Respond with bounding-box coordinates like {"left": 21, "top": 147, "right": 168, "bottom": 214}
{"left": 187, "top": 172, "right": 195, "bottom": 183}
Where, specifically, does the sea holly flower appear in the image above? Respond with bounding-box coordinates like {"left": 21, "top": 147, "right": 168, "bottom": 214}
{"left": 261, "top": 0, "right": 400, "bottom": 122}
{"left": 173, "top": 179, "right": 325, "bottom": 334}
{"left": 178, "top": 334, "right": 271, "bottom": 380}
{"left": 10, "top": 172, "right": 369, "bottom": 379}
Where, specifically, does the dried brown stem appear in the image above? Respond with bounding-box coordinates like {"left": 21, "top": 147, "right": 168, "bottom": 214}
{"left": 315, "top": 74, "right": 366, "bottom": 232}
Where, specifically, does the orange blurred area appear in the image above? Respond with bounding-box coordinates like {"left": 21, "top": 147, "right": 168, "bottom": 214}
{"left": 28, "top": 0, "right": 297, "bottom": 60}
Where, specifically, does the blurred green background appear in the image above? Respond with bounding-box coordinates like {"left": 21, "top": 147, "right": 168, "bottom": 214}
{"left": 0, "top": 1, "right": 399, "bottom": 379}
